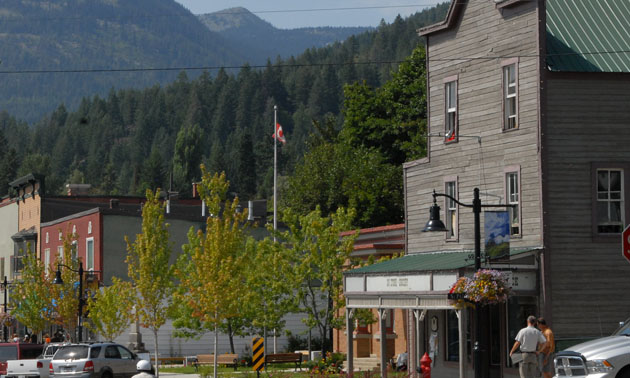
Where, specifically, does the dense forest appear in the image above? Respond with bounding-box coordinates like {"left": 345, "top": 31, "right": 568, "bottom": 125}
{"left": 0, "top": 3, "right": 449, "bottom": 227}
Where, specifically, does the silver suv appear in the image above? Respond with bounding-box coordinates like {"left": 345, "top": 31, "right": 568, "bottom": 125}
{"left": 554, "top": 318, "right": 630, "bottom": 377}
{"left": 49, "top": 342, "right": 139, "bottom": 378}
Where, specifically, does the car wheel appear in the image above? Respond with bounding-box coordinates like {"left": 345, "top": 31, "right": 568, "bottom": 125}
{"left": 101, "top": 371, "right": 113, "bottom": 378}
{"left": 617, "top": 367, "right": 630, "bottom": 378}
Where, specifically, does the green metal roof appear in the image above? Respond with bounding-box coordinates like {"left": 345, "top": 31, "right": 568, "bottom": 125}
{"left": 546, "top": 0, "right": 630, "bottom": 72}
{"left": 346, "top": 247, "right": 540, "bottom": 275}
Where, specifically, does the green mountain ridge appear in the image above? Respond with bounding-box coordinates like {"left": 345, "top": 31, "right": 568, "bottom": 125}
{"left": 198, "top": 7, "right": 372, "bottom": 62}
{"left": 0, "top": 0, "right": 247, "bottom": 123}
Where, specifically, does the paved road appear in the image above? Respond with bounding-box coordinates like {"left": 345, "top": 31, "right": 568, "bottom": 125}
{"left": 160, "top": 373, "right": 200, "bottom": 378}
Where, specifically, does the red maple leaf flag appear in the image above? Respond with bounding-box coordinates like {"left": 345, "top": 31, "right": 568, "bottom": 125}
{"left": 272, "top": 123, "right": 286, "bottom": 144}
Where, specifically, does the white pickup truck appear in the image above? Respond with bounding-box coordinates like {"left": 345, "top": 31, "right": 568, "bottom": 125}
{"left": 5, "top": 343, "right": 65, "bottom": 378}
{"left": 554, "top": 318, "right": 630, "bottom": 378}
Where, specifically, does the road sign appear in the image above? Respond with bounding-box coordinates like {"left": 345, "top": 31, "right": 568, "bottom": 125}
{"left": 623, "top": 225, "right": 630, "bottom": 263}
{"left": 252, "top": 336, "right": 264, "bottom": 372}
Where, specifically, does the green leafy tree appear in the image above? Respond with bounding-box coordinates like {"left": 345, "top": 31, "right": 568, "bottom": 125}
{"left": 51, "top": 229, "right": 82, "bottom": 340}
{"left": 10, "top": 244, "right": 55, "bottom": 336}
{"left": 284, "top": 142, "right": 403, "bottom": 228}
{"left": 126, "top": 190, "right": 174, "bottom": 376}
{"left": 85, "top": 277, "right": 134, "bottom": 341}
{"left": 280, "top": 206, "right": 357, "bottom": 354}
{"left": 173, "top": 168, "right": 248, "bottom": 378}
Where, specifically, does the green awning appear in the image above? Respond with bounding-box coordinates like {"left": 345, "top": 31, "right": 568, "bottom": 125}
{"left": 345, "top": 247, "right": 541, "bottom": 275}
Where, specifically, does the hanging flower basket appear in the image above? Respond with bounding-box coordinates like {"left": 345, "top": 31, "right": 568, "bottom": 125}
{"left": 449, "top": 269, "right": 511, "bottom": 308}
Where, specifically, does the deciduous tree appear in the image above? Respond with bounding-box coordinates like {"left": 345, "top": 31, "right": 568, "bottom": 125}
{"left": 85, "top": 277, "right": 134, "bottom": 341}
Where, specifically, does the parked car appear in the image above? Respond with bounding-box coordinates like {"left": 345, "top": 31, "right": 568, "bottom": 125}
{"left": 554, "top": 318, "right": 630, "bottom": 377}
{"left": 6, "top": 343, "right": 66, "bottom": 378}
{"left": 0, "top": 342, "right": 45, "bottom": 376}
{"left": 49, "top": 342, "right": 140, "bottom": 378}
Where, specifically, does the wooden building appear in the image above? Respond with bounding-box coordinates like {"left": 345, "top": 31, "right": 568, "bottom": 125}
{"left": 343, "top": 0, "right": 630, "bottom": 377}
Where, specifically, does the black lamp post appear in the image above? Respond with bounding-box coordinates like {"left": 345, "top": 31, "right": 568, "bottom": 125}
{"left": 423, "top": 187, "right": 514, "bottom": 378}
{"left": 52, "top": 263, "right": 85, "bottom": 342}
{"left": 1, "top": 276, "right": 12, "bottom": 342}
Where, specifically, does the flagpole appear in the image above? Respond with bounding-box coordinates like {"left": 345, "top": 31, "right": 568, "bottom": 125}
{"left": 273, "top": 105, "right": 277, "bottom": 244}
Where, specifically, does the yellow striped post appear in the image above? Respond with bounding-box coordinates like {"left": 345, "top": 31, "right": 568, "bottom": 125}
{"left": 252, "top": 336, "right": 264, "bottom": 373}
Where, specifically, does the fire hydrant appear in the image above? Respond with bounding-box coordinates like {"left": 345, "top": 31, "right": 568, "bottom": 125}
{"left": 420, "top": 352, "right": 432, "bottom": 378}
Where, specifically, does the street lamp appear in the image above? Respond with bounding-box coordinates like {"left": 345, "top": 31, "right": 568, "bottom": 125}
{"left": 1, "top": 276, "right": 12, "bottom": 342}
{"left": 52, "top": 263, "right": 99, "bottom": 342}
{"left": 423, "top": 187, "right": 514, "bottom": 378}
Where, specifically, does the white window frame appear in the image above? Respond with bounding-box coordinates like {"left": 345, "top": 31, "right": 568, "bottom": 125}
{"left": 596, "top": 168, "right": 625, "bottom": 234}
{"left": 502, "top": 59, "right": 519, "bottom": 130}
{"left": 444, "top": 75, "right": 458, "bottom": 142}
{"left": 444, "top": 176, "right": 458, "bottom": 241}
{"left": 44, "top": 249, "right": 50, "bottom": 274}
{"left": 505, "top": 166, "right": 521, "bottom": 237}
{"left": 59, "top": 231, "right": 62, "bottom": 241}
{"left": 86, "top": 237, "right": 94, "bottom": 271}
{"left": 88, "top": 221, "right": 92, "bottom": 235}
{"left": 57, "top": 246, "right": 64, "bottom": 262}
{"left": 45, "top": 232, "right": 49, "bottom": 244}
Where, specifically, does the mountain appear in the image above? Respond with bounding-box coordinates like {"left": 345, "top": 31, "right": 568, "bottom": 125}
{"left": 198, "top": 7, "right": 372, "bottom": 62}
{"left": 0, "top": 3, "right": 450, "bottom": 201}
{"left": 0, "top": 0, "right": 247, "bottom": 123}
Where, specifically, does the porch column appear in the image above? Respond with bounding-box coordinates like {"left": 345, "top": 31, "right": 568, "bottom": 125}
{"left": 378, "top": 309, "right": 388, "bottom": 378}
{"left": 457, "top": 308, "right": 468, "bottom": 378}
{"left": 345, "top": 308, "right": 354, "bottom": 376}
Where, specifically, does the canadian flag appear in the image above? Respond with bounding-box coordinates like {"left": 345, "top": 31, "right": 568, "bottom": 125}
{"left": 273, "top": 123, "right": 286, "bottom": 144}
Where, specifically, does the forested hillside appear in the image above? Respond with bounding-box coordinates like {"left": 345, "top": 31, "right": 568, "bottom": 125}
{"left": 0, "top": 3, "right": 449, "bottom": 211}
{"left": 0, "top": 0, "right": 245, "bottom": 123}
{"left": 199, "top": 7, "right": 371, "bottom": 63}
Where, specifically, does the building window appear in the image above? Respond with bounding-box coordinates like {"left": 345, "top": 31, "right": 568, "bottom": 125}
{"left": 88, "top": 221, "right": 92, "bottom": 235}
{"left": 503, "top": 63, "right": 518, "bottom": 130}
{"left": 596, "top": 169, "right": 624, "bottom": 233}
{"left": 445, "top": 80, "right": 457, "bottom": 141}
{"left": 44, "top": 249, "right": 51, "bottom": 272}
{"left": 445, "top": 180, "right": 458, "bottom": 240}
{"left": 57, "top": 246, "right": 64, "bottom": 262}
{"left": 59, "top": 231, "right": 62, "bottom": 241}
{"left": 46, "top": 232, "right": 49, "bottom": 244}
{"left": 71, "top": 241, "right": 78, "bottom": 262}
{"left": 86, "top": 238, "right": 94, "bottom": 271}
{"left": 72, "top": 225, "right": 77, "bottom": 235}
{"left": 506, "top": 170, "right": 520, "bottom": 236}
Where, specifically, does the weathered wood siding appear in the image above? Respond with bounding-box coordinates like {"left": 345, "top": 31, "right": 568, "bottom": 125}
{"left": 545, "top": 75, "right": 630, "bottom": 338}
{"left": 406, "top": 1, "right": 542, "bottom": 254}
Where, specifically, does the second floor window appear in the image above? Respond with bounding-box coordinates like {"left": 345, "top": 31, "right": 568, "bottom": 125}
{"left": 445, "top": 80, "right": 457, "bottom": 141}
{"left": 506, "top": 172, "right": 520, "bottom": 235}
{"left": 445, "top": 181, "right": 457, "bottom": 240}
{"left": 86, "top": 238, "right": 94, "bottom": 271}
{"left": 597, "top": 169, "right": 624, "bottom": 233}
{"left": 503, "top": 63, "right": 518, "bottom": 130}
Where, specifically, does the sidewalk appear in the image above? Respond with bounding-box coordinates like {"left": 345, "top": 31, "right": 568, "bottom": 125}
{"left": 160, "top": 373, "right": 200, "bottom": 378}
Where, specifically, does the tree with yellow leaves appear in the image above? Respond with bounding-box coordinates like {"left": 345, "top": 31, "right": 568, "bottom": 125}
{"left": 126, "top": 189, "right": 174, "bottom": 377}
{"left": 174, "top": 167, "right": 248, "bottom": 378}
{"left": 85, "top": 277, "right": 135, "bottom": 341}
{"left": 10, "top": 243, "right": 55, "bottom": 337}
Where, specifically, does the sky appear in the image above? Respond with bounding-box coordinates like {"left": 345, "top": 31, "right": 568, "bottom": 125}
{"left": 173, "top": 1, "right": 442, "bottom": 29}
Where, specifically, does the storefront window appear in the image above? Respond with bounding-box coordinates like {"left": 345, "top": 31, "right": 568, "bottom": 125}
{"left": 506, "top": 296, "right": 538, "bottom": 367}
{"left": 446, "top": 310, "right": 472, "bottom": 362}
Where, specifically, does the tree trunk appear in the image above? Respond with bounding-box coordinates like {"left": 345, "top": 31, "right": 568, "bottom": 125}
{"left": 227, "top": 321, "right": 235, "bottom": 354}
{"left": 213, "top": 322, "right": 218, "bottom": 378}
{"left": 153, "top": 329, "right": 159, "bottom": 378}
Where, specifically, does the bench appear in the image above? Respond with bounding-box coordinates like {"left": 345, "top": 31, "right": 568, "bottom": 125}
{"left": 265, "top": 353, "right": 303, "bottom": 371}
{"left": 192, "top": 354, "right": 238, "bottom": 371}
{"left": 157, "top": 357, "right": 186, "bottom": 366}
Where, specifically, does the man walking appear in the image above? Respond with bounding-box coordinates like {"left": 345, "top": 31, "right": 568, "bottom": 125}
{"left": 537, "top": 317, "right": 555, "bottom": 378}
{"left": 510, "top": 315, "right": 547, "bottom": 378}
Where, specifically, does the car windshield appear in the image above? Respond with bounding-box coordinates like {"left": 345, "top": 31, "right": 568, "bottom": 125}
{"left": 54, "top": 346, "right": 89, "bottom": 360}
{"left": 613, "top": 317, "right": 630, "bottom": 336}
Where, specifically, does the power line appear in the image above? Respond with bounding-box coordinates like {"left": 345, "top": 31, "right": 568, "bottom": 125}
{"left": 0, "top": 4, "right": 443, "bottom": 24}
{"left": 1, "top": 49, "right": 628, "bottom": 75}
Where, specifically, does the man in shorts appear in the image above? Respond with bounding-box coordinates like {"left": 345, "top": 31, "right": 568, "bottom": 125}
{"left": 537, "top": 317, "right": 555, "bottom": 378}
